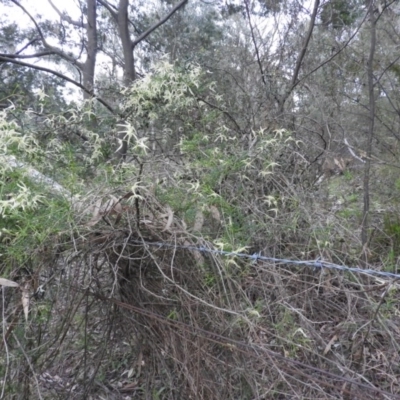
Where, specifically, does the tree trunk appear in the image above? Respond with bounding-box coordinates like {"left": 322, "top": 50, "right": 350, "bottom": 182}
{"left": 118, "top": 0, "right": 136, "bottom": 84}
{"left": 361, "top": 0, "right": 377, "bottom": 263}
{"left": 114, "top": 0, "right": 188, "bottom": 161}
{"left": 82, "top": 0, "right": 98, "bottom": 99}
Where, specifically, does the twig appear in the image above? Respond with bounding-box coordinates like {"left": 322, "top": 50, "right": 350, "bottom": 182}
{"left": 12, "top": 333, "right": 44, "bottom": 400}
{"left": 1, "top": 289, "right": 10, "bottom": 398}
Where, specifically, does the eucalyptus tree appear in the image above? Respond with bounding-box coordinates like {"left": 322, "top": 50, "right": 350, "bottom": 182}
{"left": 0, "top": 0, "right": 190, "bottom": 102}
{"left": 0, "top": 0, "right": 192, "bottom": 165}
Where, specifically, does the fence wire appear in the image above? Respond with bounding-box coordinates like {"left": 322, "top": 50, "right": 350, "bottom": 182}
{"left": 131, "top": 239, "right": 400, "bottom": 280}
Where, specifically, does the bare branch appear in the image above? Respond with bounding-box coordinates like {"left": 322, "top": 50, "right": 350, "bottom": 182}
{"left": 97, "top": 0, "right": 118, "bottom": 20}
{"left": 0, "top": 51, "right": 56, "bottom": 59}
{"left": 197, "top": 96, "right": 243, "bottom": 134}
{"left": 47, "top": 0, "right": 86, "bottom": 28}
{"left": 344, "top": 138, "right": 366, "bottom": 163}
{"left": 295, "top": 11, "right": 369, "bottom": 90}
{"left": 0, "top": 55, "right": 115, "bottom": 114}
{"left": 131, "top": 0, "right": 188, "bottom": 48}
{"left": 11, "top": 0, "right": 79, "bottom": 65}
{"left": 11, "top": 0, "right": 48, "bottom": 46}
{"left": 15, "top": 38, "right": 40, "bottom": 55}
{"left": 361, "top": 1, "right": 377, "bottom": 251}
{"left": 244, "top": 0, "right": 266, "bottom": 86}
{"left": 289, "top": 0, "right": 320, "bottom": 93}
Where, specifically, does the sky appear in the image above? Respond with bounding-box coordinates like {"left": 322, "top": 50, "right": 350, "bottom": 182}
{"left": 3, "top": 0, "right": 80, "bottom": 22}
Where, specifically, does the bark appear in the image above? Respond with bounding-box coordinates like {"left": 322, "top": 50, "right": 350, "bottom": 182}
{"left": 81, "top": 0, "right": 98, "bottom": 99}
{"left": 5, "top": 155, "right": 71, "bottom": 198}
{"left": 115, "top": 0, "right": 189, "bottom": 85}
{"left": 118, "top": 0, "right": 136, "bottom": 84}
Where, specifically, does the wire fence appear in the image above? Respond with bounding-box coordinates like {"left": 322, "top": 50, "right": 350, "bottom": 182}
{"left": 131, "top": 239, "right": 400, "bottom": 280}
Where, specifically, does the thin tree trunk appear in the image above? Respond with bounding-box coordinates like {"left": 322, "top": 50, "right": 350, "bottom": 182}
{"left": 82, "top": 0, "right": 98, "bottom": 99}
{"left": 118, "top": 0, "right": 136, "bottom": 84}
{"left": 278, "top": 0, "right": 320, "bottom": 114}
{"left": 114, "top": 0, "right": 188, "bottom": 162}
{"left": 116, "top": 0, "right": 136, "bottom": 162}
{"left": 361, "top": 0, "right": 377, "bottom": 263}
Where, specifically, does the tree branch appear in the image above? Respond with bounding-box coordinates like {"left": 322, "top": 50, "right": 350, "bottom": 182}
{"left": 47, "top": 0, "right": 86, "bottom": 28}
{"left": 131, "top": 0, "right": 188, "bottom": 48}
{"left": 0, "top": 51, "right": 56, "bottom": 59}
{"left": 97, "top": 0, "right": 118, "bottom": 20}
{"left": 5, "top": 155, "right": 72, "bottom": 198}
{"left": 16, "top": 38, "right": 40, "bottom": 55}
{"left": 11, "top": 0, "right": 79, "bottom": 65}
{"left": 0, "top": 55, "right": 115, "bottom": 114}
{"left": 98, "top": 0, "right": 143, "bottom": 36}
{"left": 197, "top": 96, "right": 243, "bottom": 134}
{"left": 244, "top": 0, "right": 266, "bottom": 86}
{"left": 11, "top": 0, "right": 48, "bottom": 47}
{"left": 294, "top": 11, "right": 369, "bottom": 91}
{"left": 289, "top": 0, "right": 320, "bottom": 91}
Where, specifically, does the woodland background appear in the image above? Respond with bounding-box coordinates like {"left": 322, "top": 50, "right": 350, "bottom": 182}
{"left": 1, "top": 0, "right": 400, "bottom": 398}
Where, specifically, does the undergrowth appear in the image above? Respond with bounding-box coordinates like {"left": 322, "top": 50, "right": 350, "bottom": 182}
{"left": 0, "top": 62, "right": 399, "bottom": 399}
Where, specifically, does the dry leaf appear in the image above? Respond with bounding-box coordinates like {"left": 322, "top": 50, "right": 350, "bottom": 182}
{"left": 193, "top": 209, "right": 204, "bottom": 232}
{"left": 161, "top": 205, "right": 174, "bottom": 232}
{"left": 181, "top": 219, "right": 187, "bottom": 231}
{"left": 113, "top": 201, "right": 123, "bottom": 214}
{"left": 0, "top": 278, "right": 19, "bottom": 287}
{"left": 323, "top": 334, "right": 338, "bottom": 355}
{"left": 92, "top": 198, "right": 102, "bottom": 218}
{"left": 86, "top": 195, "right": 126, "bottom": 227}
{"left": 102, "top": 195, "right": 118, "bottom": 214}
{"left": 209, "top": 205, "right": 221, "bottom": 223}
{"left": 21, "top": 282, "right": 30, "bottom": 321}
{"left": 86, "top": 198, "right": 103, "bottom": 226}
{"left": 119, "top": 382, "right": 138, "bottom": 393}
